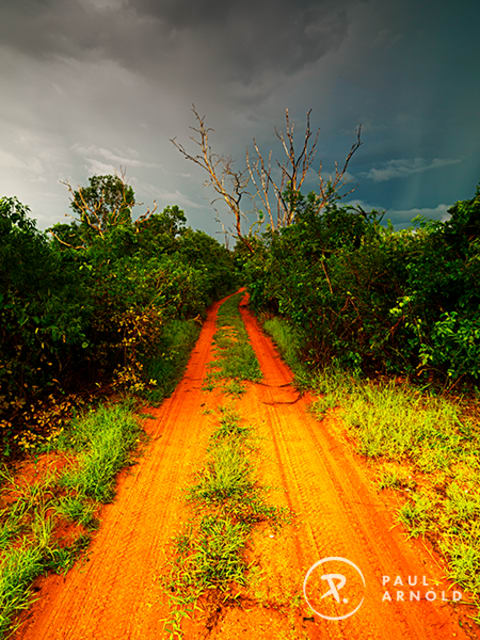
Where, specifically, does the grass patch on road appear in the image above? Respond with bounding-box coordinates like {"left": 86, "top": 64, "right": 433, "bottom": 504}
{"left": 205, "top": 294, "right": 262, "bottom": 394}
{"left": 164, "top": 406, "right": 285, "bottom": 638}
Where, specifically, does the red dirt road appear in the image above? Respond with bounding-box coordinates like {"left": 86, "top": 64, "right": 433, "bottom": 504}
{"left": 14, "top": 295, "right": 479, "bottom": 639}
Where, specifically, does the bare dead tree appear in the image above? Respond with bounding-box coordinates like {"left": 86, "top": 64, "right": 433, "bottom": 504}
{"left": 171, "top": 105, "right": 253, "bottom": 252}
{"left": 247, "top": 109, "right": 362, "bottom": 228}
{"left": 172, "top": 106, "right": 362, "bottom": 248}
{"left": 317, "top": 125, "right": 362, "bottom": 214}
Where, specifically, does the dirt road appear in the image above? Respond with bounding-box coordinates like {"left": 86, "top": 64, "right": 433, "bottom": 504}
{"left": 15, "top": 294, "right": 478, "bottom": 639}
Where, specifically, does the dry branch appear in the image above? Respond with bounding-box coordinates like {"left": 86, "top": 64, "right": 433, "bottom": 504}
{"left": 171, "top": 105, "right": 253, "bottom": 252}
{"left": 172, "top": 106, "right": 363, "bottom": 249}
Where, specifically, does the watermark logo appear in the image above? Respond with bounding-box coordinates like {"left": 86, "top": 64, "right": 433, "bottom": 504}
{"left": 304, "top": 559, "right": 464, "bottom": 620}
{"left": 303, "top": 557, "right": 366, "bottom": 621}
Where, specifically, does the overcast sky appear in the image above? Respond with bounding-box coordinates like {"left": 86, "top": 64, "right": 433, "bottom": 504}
{"left": 1, "top": 0, "right": 479, "bottom": 237}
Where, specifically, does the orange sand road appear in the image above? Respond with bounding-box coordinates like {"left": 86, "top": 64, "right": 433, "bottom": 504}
{"left": 14, "top": 294, "right": 479, "bottom": 639}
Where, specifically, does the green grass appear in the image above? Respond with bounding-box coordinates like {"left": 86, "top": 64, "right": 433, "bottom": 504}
{"left": 57, "top": 403, "right": 142, "bottom": 503}
{"left": 0, "top": 531, "right": 92, "bottom": 637}
{"left": 164, "top": 404, "right": 285, "bottom": 637}
{"left": 172, "top": 515, "right": 249, "bottom": 592}
{"left": 206, "top": 293, "right": 261, "bottom": 393}
{"left": 189, "top": 442, "right": 255, "bottom": 505}
{"left": 261, "top": 315, "right": 311, "bottom": 390}
{"left": 309, "top": 366, "right": 480, "bottom": 617}
{"left": 142, "top": 319, "right": 201, "bottom": 404}
{"left": 212, "top": 407, "right": 249, "bottom": 440}
{"left": 310, "top": 368, "right": 471, "bottom": 471}
{"left": 55, "top": 495, "right": 98, "bottom": 529}
{"left": 0, "top": 401, "right": 143, "bottom": 638}
{"left": 0, "top": 543, "right": 45, "bottom": 637}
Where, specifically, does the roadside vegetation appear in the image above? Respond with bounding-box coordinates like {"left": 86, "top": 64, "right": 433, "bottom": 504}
{"left": 262, "top": 314, "right": 480, "bottom": 618}
{"left": 0, "top": 401, "right": 142, "bottom": 637}
{"left": 241, "top": 184, "right": 480, "bottom": 387}
{"left": 0, "top": 176, "right": 236, "bottom": 459}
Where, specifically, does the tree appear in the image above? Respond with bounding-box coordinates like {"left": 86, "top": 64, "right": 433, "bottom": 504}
{"left": 52, "top": 173, "right": 136, "bottom": 248}
{"left": 68, "top": 173, "right": 135, "bottom": 233}
{"left": 171, "top": 106, "right": 362, "bottom": 251}
{"left": 135, "top": 205, "right": 187, "bottom": 255}
{"left": 51, "top": 173, "right": 159, "bottom": 249}
{"left": 171, "top": 106, "right": 252, "bottom": 252}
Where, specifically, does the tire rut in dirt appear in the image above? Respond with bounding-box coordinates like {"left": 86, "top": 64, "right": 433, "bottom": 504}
{"left": 239, "top": 302, "right": 475, "bottom": 640}
{"left": 14, "top": 301, "right": 223, "bottom": 640}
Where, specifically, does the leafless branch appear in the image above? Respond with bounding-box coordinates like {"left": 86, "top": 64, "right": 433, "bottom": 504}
{"left": 171, "top": 104, "right": 253, "bottom": 252}
{"left": 172, "top": 106, "right": 363, "bottom": 250}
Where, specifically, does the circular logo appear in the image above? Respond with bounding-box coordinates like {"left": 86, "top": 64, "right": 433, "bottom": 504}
{"left": 303, "top": 557, "right": 366, "bottom": 621}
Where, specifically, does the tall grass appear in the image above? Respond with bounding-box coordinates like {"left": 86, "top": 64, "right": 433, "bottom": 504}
{"left": 58, "top": 403, "right": 142, "bottom": 503}
{"left": 311, "top": 368, "right": 480, "bottom": 617}
{"left": 0, "top": 401, "right": 142, "bottom": 638}
{"left": 0, "top": 544, "right": 45, "bottom": 636}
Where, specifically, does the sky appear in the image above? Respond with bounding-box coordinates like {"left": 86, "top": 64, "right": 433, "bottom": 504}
{"left": 0, "top": 0, "right": 479, "bottom": 238}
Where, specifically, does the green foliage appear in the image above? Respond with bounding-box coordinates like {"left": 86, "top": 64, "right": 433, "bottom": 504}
{"left": 1, "top": 178, "right": 237, "bottom": 452}
{"left": 0, "top": 196, "right": 92, "bottom": 438}
{"left": 189, "top": 442, "right": 254, "bottom": 504}
{"left": 70, "top": 174, "right": 135, "bottom": 239}
{"left": 242, "top": 183, "right": 480, "bottom": 384}
{"left": 55, "top": 496, "right": 98, "bottom": 529}
{"left": 142, "top": 319, "right": 201, "bottom": 404}
{"left": 58, "top": 403, "right": 142, "bottom": 502}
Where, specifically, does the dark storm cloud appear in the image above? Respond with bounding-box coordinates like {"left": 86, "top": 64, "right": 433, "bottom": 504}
{"left": 135, "top": 0, "right": 355, "bottom": 79}
{"left": 1, "top": 0, "right": 479, "bottom": 234}
{"left": 0, "top": 0, "right": 359, "bottom": 84}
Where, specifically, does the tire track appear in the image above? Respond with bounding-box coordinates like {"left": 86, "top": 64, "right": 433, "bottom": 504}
{"left": 14, "top": 300, "right": 224, "bottom": 640}
{"left": 239, "top": 300, "right": 478, "bottom": 640}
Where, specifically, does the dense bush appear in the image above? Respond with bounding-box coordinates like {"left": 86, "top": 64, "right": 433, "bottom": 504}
{"left": 0, "top": 178, "right": 236, "bottom": 444}
{"left": 241, "top": 184, "right": 480, "bottom": 384}
{"left": 0, "top": 197, "right": 93, "bottom": 412}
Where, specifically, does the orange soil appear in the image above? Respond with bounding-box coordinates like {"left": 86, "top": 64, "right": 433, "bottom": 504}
{"left": 13, "top": 295, "right": 480, "bottom": 639}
